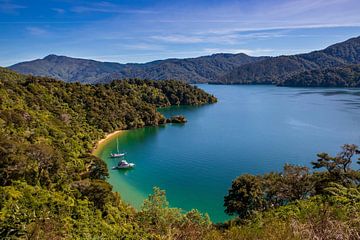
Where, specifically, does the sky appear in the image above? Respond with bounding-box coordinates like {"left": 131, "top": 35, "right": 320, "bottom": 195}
{"left": 0, "top": 0, "right": 360, "bottom": 66}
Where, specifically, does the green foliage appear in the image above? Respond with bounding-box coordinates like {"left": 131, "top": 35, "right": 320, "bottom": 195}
{"left": 10, "top": 53, "right": 266, "bottom": 84}
{"left": 224, "top": 165, "right": 314, "bottom": 219}
{"left": 281, "top": 64, "right": 360, "bottom": 87}
{"left": 222, "top": 36, "right": 360, "bottom": 86}
{"left": 0, "top": 68, "right": 216, "bottom": 239}
{"left": 312, "top": 144, "right": 360, "bottom": 191}
{"left": 137, "top": 187, "right": 211, "bottom": 239}
{"left": 212, "top": 194, "right": 360, "bottom": 240}
{"left": 224, "top": 174, "right": 266, "bottom": 218}
{"left": 221, "top": 144, "right": 360, "bottom": 239}
{"left": 2, "top": 67, "right": 360, "bottom": 239}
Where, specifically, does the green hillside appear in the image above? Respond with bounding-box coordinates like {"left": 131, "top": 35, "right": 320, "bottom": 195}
{"left": 9, "top": 53, "right": 266, "bottom": 84}
{"left": 280, "top": 64, "right": 360, "bottom": 87}
{"left": 222, "top": 36, "right": 360, "bottom": 85}
{"left": 0, "top": 68, "right": 216, "bottom": 239}
{"left": 1, "top": 68, "right": 360, "bottom": 239}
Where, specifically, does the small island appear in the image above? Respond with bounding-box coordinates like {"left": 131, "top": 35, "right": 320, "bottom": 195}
{"left": 167, "top": 115, "right": 187, "bottom": 123}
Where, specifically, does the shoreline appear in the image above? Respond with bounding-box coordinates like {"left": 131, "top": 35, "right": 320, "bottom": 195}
{"left": 92, "top": 130, "right": 125, "bottom": 156}
{"left": 92, "top": 129, "right": 147, "bottom": 209}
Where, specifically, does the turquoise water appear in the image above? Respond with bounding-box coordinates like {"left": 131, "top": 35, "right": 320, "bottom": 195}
{"left": 96, "top": 85, "right": 360, "bottom": 223}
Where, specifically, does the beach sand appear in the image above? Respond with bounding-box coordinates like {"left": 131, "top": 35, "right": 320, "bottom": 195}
{"left": 93, "top": 130, "right": 124, "bottom": 156}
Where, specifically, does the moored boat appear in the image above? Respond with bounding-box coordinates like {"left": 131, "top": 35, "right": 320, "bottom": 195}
{"left": 110, "top": 152, "right": 125, "bottom": 158}
{"left": 112, "top": 160, "right": 135, "bottom": 169}
{"left": 110, "top": 137, "right": 126, "bottom": 158}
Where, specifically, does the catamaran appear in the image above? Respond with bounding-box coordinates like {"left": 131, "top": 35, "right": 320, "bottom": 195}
{"left": 110, "top": 137, "right": 126, "bottom": 158}
{"left": 112, "top": 160, "right": 135, "bottom": 169}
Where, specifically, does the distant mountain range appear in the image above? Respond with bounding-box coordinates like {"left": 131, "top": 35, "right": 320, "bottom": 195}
{"left": 222, "top": 36, "right": 360, "bottom": 85}
{"left": 8, "top": 36, "right": 360, "bottom": 87}
{"left": 9, "top": 53, "right": 266, "bottom": 84}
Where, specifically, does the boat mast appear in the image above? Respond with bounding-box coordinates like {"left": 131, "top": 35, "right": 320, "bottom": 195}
{"left": 116, "top": 137, "right": 119, "bottom": 153}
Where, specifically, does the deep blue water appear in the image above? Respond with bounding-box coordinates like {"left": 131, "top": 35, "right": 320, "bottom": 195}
{"left": 96, "top": 85, "right": 360, "bottom": 222}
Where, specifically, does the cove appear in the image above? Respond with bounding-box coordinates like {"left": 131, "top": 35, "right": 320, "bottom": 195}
{"left": 95, "top": 85, "right": 360, "bottom": 223}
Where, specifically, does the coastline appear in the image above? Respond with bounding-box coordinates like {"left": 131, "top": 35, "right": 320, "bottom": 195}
{"left": 92, "top": 128, "right": 147, "bottom": 209}
{"left": 93, "top": 130, "right": 125, "bottom": 156}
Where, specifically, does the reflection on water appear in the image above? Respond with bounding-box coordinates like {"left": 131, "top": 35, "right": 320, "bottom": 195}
{"left": 296, "top": 89, "right": 360, "bottom": 97}
{"left": 293, "top": 88, "right": 360, "bottom": 109}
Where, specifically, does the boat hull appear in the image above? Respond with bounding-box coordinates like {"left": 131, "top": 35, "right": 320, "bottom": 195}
{"left": 110, "top": 153, "right": 125, "bottom": 158}
{"left": 112, "top": 163, "right": 135, "bottom": 170}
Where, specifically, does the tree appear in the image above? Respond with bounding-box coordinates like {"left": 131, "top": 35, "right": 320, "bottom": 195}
{"left": 137, "top": 187, "right": 211, "bottom": 238}
{"left": 312, "top": 144, "right": 359, "bottom": 174}
{"left": 224, "top": 174, "right": 266, "bottom": 218}
{"left": 276, "top": 164, "right": 314, "bottom": 202}
{"left": 81, "top": 155, "right": 109, "bottom": 180}
{"left": 312, "top": 144, "right": 360, "bottom": 187}
{"left": 224, "top": 165, "right": 316, "bottom": 219}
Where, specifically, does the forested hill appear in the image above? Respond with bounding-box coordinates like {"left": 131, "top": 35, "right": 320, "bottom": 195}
{"left": 1, "top": 68, "right": 360, "bottom": 239}
{"left": 9, "top": 53, "right": 266, "bottom": 84}
{"left": 279, "top": 64, "right": 360, "bottom": 87}
{"left": 222, "top": 36, "right": 360, "bottom": 84}
{"left": 0, "top": 68, "right": 216, "bottom": 239}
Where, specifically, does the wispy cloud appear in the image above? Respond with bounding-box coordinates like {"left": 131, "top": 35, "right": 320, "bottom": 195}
{"left": 122, "top": 43, "right": 165, "bottom": 51}
{"left": 151, "top": 35, "right": 204, "bottom": 44}
{"left": 0, "top": 0, "right": 26, "bottom": 14}
{"left": 1, "top": 0, "right": 360, "bottom": 66}
{"left": 52, "top": 8, "right": 65, "bottom": 14}
{"left": 149, "top": 30, "right": 287, "bottom": 45}
{"left": 26, "top": 27, "right": 48, "bottom": 36}
{"left": 71, "top": 1, "right": 156, "bottom": 14}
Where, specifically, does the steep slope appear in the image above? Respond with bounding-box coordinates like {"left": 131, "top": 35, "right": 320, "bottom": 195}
{"left": 222, "top": 36, "right": 360, "bottom": 84}
{"left": 279, "top": 64, "right": 360, "bottom": 87}
{"left": 0, "top": 68, "right": 216, "bottom": 239}
{"left": 9, "top": 53, "right": 266, "bottom": 84}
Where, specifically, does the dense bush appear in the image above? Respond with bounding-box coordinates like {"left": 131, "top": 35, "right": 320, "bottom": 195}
{"left": 280, "top": 64, "right": 360, "bottom": 87}
{"left": 0, "top": 68, "right": 216, "bottom": 239}
{"left": 219, "top": 144, "right": 360, "bottom": 240}
{"left": 1, "top": 67, "right": 360, "bottom": 239}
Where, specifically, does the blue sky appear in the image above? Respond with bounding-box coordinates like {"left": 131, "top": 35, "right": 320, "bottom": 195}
{"left": 0, "top": 0, "right": 360, "bottom": 66}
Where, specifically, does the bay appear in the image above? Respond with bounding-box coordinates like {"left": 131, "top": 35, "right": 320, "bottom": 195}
{"left": 95, "top": 85, "right": 360, "bottom": 222}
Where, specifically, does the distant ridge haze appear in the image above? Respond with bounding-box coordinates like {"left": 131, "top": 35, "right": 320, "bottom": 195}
{"left": 222, "top": 36, "right": 360, "bottom": 85}
{"left": 8, "top": 36, "right": 360, "bottom": 87}
{"left": 9, "top": 53, "right": 267, "bottom": 84}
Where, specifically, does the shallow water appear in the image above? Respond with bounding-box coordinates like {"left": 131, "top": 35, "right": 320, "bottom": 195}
{"left": 95, "top": 85, "right": 360, "bottom": 222}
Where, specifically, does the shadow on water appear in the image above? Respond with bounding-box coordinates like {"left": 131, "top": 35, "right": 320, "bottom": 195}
{"left": 158, "top": 104, "right": 211, "bottom": 118}
{"left": 292, "top": 89, "right": 360, "bottom": 109}
{"left": 112, "top": 168, "right": 135, "bottom": 176}
{"left": 295, "top": 89, "right": 360, "bottom": 97}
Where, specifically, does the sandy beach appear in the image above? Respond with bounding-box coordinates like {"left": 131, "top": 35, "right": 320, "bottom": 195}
{"left": 93, "top": 130, "right": 124, "bottom": 156}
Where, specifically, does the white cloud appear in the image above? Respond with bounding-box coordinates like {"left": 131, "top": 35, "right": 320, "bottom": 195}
{"left": 72, "top": 1, "right": 156, "bottom": 14}
{"left": 151, "top": 35, "right": 204, "bottom": 44}
{"left": 122, "top": 43, "right": 165, "bottom": 51}
{"left": 52, "top": 8, "right": 65, "bottom": 14}
{"left": 0, "top": 0, "right": 26, "bottom": 14}
{"left": 26, "top": 27, "right": 48, "bottom": 36}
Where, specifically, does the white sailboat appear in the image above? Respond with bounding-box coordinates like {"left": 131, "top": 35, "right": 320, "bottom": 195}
{"left": 110, "top": 137, "right": 126, "bottom": 158}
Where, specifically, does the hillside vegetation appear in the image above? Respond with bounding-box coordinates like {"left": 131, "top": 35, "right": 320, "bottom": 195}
{"left": 1, "top": 68, "right": 360, "bottom": 239}
{"left": 279, "top": 64, "right": 360, "bottom": 87}
{"left": 9, "top": 36, "right": 360, "bottom": 87}
{"left": 222, "top": 36, "right": 360, "bottom": 85}
{"left": 0, "top": 68, "right": 216, "bottom": 239}
{"left": 9, "top": 53, "right": 266, "bottom": 84}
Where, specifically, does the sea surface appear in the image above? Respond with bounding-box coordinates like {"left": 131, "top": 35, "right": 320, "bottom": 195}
{"left": 95, "top": 85, "right": 360, "bottom": 222}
